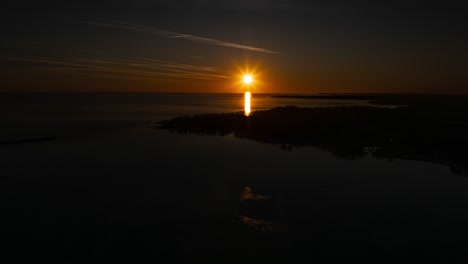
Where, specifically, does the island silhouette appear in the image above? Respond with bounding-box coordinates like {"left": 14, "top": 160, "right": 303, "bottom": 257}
{"left": 158, "top": 94, "right": 468, "bottom": 175}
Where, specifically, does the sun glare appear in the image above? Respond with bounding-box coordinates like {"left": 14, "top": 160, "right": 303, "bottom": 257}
{"left": 243, "top": 74, "right": 253, "bottom": 85}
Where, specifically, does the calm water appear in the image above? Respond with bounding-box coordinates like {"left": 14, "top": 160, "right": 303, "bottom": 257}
{"left": 1, "top": 93, "right": 467, "bottom": 261}
{"left": 0, "top": 93, "right": 368, "bottom": 139}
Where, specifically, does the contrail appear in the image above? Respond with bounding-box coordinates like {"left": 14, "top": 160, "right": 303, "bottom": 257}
{"left": 86, "top": 20, "right": 282, "bottom": 54}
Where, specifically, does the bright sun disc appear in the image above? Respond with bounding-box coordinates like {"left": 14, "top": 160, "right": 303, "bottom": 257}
{"left": 243, "top": 74, "right": 253, "bottom": 85}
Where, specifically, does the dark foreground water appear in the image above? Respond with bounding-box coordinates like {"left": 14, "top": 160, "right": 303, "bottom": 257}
{"left": 1, "top": 93, "right": 468, "bottom": 262}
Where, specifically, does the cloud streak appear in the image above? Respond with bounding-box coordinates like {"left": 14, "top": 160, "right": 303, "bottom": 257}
{"left": 86, "top": 20, "right": 281, "bottom": 54}
{"left": 11, "top": 56, "right": 228, "bottom": 81}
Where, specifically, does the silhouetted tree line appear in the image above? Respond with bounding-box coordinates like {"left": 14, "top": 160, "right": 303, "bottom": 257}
{"left": 158, "top": 96, "right": 468, "bottom": 174}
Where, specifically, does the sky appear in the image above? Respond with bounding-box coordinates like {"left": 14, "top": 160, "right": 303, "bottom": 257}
{"left": 1, "top": 0, "right": 467, "bottom": 93}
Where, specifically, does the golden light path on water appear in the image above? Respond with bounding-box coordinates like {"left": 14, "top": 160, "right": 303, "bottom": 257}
{"left": 244, "top": 92, "right": 251, "bottom": 116}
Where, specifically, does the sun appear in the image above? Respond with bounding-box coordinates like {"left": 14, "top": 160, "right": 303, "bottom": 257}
{"left": 243, "top": 74, "right": 253, "bottom": 85}
{"left": 234, "top": 62, "right": 262, "bottom": 92}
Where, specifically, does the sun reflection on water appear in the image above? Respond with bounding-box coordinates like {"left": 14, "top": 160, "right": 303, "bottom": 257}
{"left": 244, "top": 92, "right": 251, "bottom": 116}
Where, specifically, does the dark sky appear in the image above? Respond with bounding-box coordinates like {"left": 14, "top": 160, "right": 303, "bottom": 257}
{"left": 1, "top": 0, "right": 467, "bottom": 93}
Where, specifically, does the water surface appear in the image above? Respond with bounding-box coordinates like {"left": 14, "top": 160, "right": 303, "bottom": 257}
{"left": 0, "top": 93, "right": 466, "bottom": 261}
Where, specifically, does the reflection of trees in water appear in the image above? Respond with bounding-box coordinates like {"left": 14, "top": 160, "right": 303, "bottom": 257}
{"left": 240, "top": 186, "right": 271, "bottom": 202}
{"left": 158, "top": 105, "right": 468, "bottom": 175}
{"left": 238, "top": 186, "right": 289, "bottom": 234}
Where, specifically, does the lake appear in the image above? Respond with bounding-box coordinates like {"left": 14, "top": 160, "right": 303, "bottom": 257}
{"left": 1, "top": 93, "right": 467, "bottom": 261}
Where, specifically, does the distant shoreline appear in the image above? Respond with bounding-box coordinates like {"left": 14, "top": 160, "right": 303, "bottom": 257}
{"left": 272, "top": 94, "right": 468, "bottom": 106}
